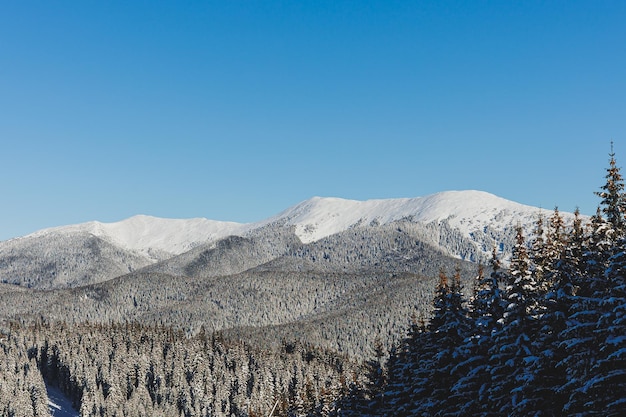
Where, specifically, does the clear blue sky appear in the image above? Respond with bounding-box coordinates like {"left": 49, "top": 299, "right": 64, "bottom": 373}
{"left": 1, "top": 1, "right": 625, "bottom": 240}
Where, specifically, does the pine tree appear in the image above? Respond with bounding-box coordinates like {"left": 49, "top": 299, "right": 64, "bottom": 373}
{"left": 364, "top": 338, "right": 387, "bottom": 414}
{"left": 379, "top": 316, "right": 432, "bottom": 417}
{"left": 401, "top": 269, "right": 453, "bottom": 416}
{"left": 488, "top": 226, "right": 542, "bottom": 416}
{"left": 543, "top": 207, "right": 567, "bottom": 291}
{"left": 450, "top": 253, "right": 506, "bottom": 416}
{"left": 379, "top": 343, "right": 406, "bottom": 416}
{"left": 380, "top": 268, "right": 472, "bottom": 416}
{"left": 531, "top": 214, "right": 548, "bottom": 289}
{"left": 529, "top": 210, "right": 583, "bottom": 416}
{"left": 561, "top": 148, "right": 626, "bottom": 415}
{"left": 434, "top": 267, "right": 472, "bottom": 416}
{"left": 595, "top": 143, "right": 626, "bottom": 239}
{"left": 580, "top": 234, "right": 626, "bottom": 414}
{"left": 409, "top": 267, "right": 471, "bottom": 416}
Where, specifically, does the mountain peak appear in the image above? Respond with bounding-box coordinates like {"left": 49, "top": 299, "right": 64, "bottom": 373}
{"left": 18, "top": 190, "right": 564, "bottom": 255}
{"left": 0, "top": 190, "right": 580, "bottom": 289}
{"left": 268, "top": 190, "right": 547, "bottom": 244}
{"left": 25, "top": 214, "right": 247, "bottom": 256}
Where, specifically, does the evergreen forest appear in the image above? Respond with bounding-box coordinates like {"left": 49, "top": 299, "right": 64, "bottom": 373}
{"left": 337, "top": 150, "right": 626, "bottom": 416}
{"left": 1, "top": 150, "right": 626, "bottom": 416}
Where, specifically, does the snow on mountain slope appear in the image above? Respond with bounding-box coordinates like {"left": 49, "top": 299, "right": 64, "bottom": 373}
{"left": 3, "top": 189, "right": 580, "bottom": 288}
{"left": 18, "top": 190, "right": 571, "bottom": 256}
{"left": 27, "top": 215, "right": 248, "bottom": 256}
{"left": 0, "top": 190, "right": 585, "bottom": 289}
{"left": 267, "top": 190, "right": 558, "bottom": 244}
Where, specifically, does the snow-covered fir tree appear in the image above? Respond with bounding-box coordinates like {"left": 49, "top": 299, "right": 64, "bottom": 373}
{"left": 595, "top": 143, "right": 626, "bottom": 237}
{"left": 487, "top": 226, "right": 543, "bottom": 415}
{"left": 580, "top": 233, "right": 626, "bottom": 414}
{"left": 451, "top": 252, "right": 507, "bottom": 416}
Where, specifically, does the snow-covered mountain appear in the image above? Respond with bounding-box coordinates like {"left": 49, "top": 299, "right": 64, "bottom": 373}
{"left": 267, "top": 190, "right": 552, "bottom": 244}
{"left": 26, "top": 214, "right": 248, "bottom": 257}
{"left": 17, "top": 190, "right": 557, "bottom": 251}
{"left": 0, "top": 190, "right": 578, "bottom": 289}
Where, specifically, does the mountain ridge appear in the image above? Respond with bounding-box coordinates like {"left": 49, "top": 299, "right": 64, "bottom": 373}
{"left": 0, "top": 189, "right": 586, "bottom": 361}
{"left": 13, "top": 190, "right": 560, "bottom": 248}
{"left": 265, "top": 190, "right": 549, "bottom": 243}
{"left": 22, "top": 214, "right": 248, "bottom": 256}
{"left": 0, "top": 190, "right": 579, "bottom": 289}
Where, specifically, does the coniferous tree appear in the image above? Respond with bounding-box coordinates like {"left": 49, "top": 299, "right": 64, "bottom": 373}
{"left": 448, "top": 264, "right": 486, "bottom": 417}
{"left": 531, "top": 214, "right": 548, "bottom": 289}
{"left": 561, "top": 148, "right": 626, "bottom": 415}
{"left": 547, "top": 208, "right": 584, "bottom": 387}
{"left": 433, "top": 267, "right": 472, "bottom": 416}
{"left": 542, "top": 207, "right": 567, "bottom": 291}
{"left": 528, "top": 209, "right": 582, "bottom": 416}
{"left": 595, "top": 143, "right": 626, "bottom": 238}
{"left": 451, "top": 253, "right": 506, "bottom": 416}
{"left": 377, "top": 343, "right": 404, "bottom": 416}
{"left": 581, "top": 234, "right": 626, "bottom": 414}
{"left": 401, "top": 269, "right": 452, "bottom": 416}
{"left": 380, "top": 268, "right": 472, "bottom": 417}
{"left": 568, "top": 207, "right": 587, "bottom": 276}
{"left": 561, "top": 207, "right": 615, "bottom": 406}
{"left": 408, "top": 268, "right": 470, "bottom": 416}
{"left": 378, "top": 316, "right": 431, "bottom": 417}
{"left": 363, "top": 338, "right": 387, "bottom": 414}
{"left": 488, "top": 226, "right": 541, "bottom": 416}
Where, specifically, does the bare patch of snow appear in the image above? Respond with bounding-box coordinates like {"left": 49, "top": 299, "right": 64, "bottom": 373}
{"left": 46, "top": 383, "right": 79, "bottom": 417}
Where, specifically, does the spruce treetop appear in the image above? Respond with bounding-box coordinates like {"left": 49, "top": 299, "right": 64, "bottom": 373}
{"left": 595, "top": 142, "right": 626, "bottom": 237}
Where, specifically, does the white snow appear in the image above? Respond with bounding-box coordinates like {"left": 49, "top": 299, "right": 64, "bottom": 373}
{"left": 265, "top": 190, "right": 556, "bottom": 244}
{"left": 46, "top": 383, "right": 79, "bottom": 417}
{"left": 28, "top": 215, "right": 249, "bottom": 256}
{"left": 22, "top": 190, "right": 574, "bottom": 256}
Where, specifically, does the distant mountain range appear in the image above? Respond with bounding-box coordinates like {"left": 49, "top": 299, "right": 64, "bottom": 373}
{"left": 0, "top": 190, "right": 575, "bottom": 290}
{"left": 0, "top": 190, "right": 584, "bottom": 360}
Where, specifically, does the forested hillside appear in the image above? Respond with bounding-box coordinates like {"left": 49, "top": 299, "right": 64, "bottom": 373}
{"left": 0, "top": 224, "right": 478, "bottom": 360}
{"left": 0, "top": 152, "right": 623, "bottom": 415}
{"left": 0, "top": 321, "right": 362, "bottom": 416}
{"left": 341, "top": 150, "right": 626, "bottom": 416}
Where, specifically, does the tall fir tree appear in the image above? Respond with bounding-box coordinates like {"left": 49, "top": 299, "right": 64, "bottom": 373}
{"left": 531, "top": 213, "right": 548, "bottom": 290}
{"left": 529, "top": 209, "right": 583, "bottom": 416}
{"left": 379, "top": 316, "right": 432, "bottom": 417}
{"left": 561, "top": 148, "right": 626, "bottom": 415}
{"left": 396, "top": 268, "right": 470, "bottom": 416}
{"left": 543, "top": 207, "right": 567, "bottom": 290}
{"left": 433, "top": 267, "right": 473, "bottom": 417}
{"left": 407, "top": 268, "right": 452, "bottom": 416}
{"left": 580, "top": 234, "right": 626, "bottom": 415}
{"left": 488, "top": 226, "right": 542, "bottom": 416}
{"left": 595, "top": 143, "right": 626, "bottom": 239}
{"left": 451, "top": 255, "right": 506, "bottom": 417}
